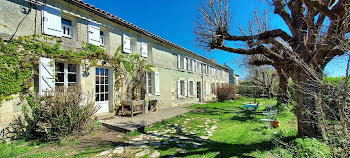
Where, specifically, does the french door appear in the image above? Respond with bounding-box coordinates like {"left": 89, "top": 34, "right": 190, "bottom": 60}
{"left": 95, "top": 68, "right": 110, "bottom": 113}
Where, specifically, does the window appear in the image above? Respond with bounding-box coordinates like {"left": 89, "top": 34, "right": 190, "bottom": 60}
{"left": 180, "top": 56, "right": 185, "bottom": 69}
{"left": 180, "top": 81, "right": 185, "bottom": 96}
{"left": 95, "top": 68, "right": 109, "bottom": 102}
{"left": 141, "top": 42, "right": 149, "bottom": 57}
{"left": 100, "top": 31, "right": 106, "bottom": 46}
{"left": 189, "top": 81, "right": 194, "bottom": 95}
{"left": 55, "top": 62, "right": 77, "bottom": 87}
{"left": 61, "top": 18, "right": 73, "bottom": 38}
{"left": 188, "top": 59, "right": 192, "bottom": 71}
{"left": 147, "top": 72, "right": 153, "bottom": 95}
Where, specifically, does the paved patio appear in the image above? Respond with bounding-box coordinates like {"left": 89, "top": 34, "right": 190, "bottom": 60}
{"left": 98, "top": 106, "right": 192, "bottom": 132}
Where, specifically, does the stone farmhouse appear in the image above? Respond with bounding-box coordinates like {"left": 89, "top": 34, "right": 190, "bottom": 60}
{"left": 0, "top": 0, "right": 230, "bottom": 130}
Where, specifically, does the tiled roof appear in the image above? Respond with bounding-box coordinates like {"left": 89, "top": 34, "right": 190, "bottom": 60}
{"left": 63, "top": 0, "right": 229, "bottom": 70}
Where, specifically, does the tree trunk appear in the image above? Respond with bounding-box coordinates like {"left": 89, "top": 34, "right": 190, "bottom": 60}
{"left": 277, "top": 69, "right": 288, "bottom": 104}
{"left": 265, "top": 88, "right": 272, "bottom": 99}
{"left": 293, "top": 69, "right": 323, "bottom": 138}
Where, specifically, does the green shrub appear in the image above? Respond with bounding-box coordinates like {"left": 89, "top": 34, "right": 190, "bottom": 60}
{"left": 294, "top": 137, "right": 331, "bottom": 158}
{"left": 274, "top": 102, "right": 288, "bottom": 112}
{"left": 238, "top": 81, "right": 265, "bottom": 97}
{"left": 216, "top": 85, "right": 238, "bottom": 101}
{"left": 10, "top": 86, "right": 98, "bottom": 141}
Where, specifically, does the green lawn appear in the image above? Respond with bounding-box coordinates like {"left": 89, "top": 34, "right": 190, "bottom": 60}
{"left": 143, "top": 97, "right": 297, "bottom": 157}
{"left": 0, "top": 97, "right": 297, "bottom": 158}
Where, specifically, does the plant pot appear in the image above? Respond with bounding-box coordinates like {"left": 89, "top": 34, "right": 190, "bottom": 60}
{"left": 271, "top": 121, "right": 280, "bottom": 128}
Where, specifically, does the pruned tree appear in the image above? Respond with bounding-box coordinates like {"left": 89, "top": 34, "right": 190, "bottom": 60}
{"left": 240, "top": 9, "right": 290, "bottom": 104}
{"left": 195, "top": 0, "right": 350, "bottom": 137}
{"left": 248, "top": 66, "right": 278, "bottom": 99}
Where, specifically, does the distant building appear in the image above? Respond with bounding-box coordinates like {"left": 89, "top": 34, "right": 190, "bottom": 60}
{"left": 223, "top": 64, "right": 239, "bottom": 86}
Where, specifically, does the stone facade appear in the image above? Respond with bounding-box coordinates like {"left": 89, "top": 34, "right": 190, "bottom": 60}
{"left": 0, "top": 0, "right": 230, "bottom": 131}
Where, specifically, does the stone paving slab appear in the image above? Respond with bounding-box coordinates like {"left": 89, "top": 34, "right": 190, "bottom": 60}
{"left": 99, "top": 106, "right": 192, "bottom": 132}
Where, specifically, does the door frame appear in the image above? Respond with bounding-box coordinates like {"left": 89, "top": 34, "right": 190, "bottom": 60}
{"left": 196, "top": 82, "right": 201, "bottom": 102}
{"left": 95, "top": 67, "right": 112, "bottom": 114}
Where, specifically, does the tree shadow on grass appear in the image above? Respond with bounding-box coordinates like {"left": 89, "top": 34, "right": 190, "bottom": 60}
{"left": 152, "top": 132, "right": 296, "bottom": 158}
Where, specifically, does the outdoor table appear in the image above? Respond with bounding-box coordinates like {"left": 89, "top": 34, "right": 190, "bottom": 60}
{"left": 243, "top": 103, "right": 259, "bottom": 119}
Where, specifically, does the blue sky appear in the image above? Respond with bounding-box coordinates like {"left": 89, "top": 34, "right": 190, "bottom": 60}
{"left": 84, "top": 0, "right": 348, "bottom": 79}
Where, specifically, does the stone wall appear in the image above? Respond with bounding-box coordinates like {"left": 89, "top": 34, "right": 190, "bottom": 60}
{"left": 0, "top": 0, "right": 230, "bottom": 131}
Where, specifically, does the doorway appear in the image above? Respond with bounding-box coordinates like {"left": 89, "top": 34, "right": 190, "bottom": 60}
{"left": 95, "top": 68, "right": 110, "bottom": 113}
{"left": 197, "top": 82, "right": 201, "bottom": 102}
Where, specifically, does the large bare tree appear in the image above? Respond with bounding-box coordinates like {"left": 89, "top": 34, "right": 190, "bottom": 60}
{"left": 195, "top": 0, "right": 350, "bottom": 137}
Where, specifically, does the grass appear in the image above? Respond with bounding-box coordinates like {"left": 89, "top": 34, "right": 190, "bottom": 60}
{"left": 0, "top": 127, "right": 123, "bottom": 158}
{"left": 143, "top": 96, "right": 297, "bottom": 157}
{"left": 0, "top": 97, "right": 297, "bottom": 157}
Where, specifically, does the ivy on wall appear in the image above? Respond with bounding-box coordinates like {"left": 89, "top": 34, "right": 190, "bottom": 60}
{"left": 0, "top": 35, "right": 153, "bottom": 103}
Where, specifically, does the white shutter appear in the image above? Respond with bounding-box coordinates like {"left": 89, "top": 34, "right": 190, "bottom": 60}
{"left": 141, "top": 42, "right": 148, "bottom": 57}
{"left": 177, "top": 55, "right": 181, "bottom": 69}
{"left": 155, "top": 72, "right": 160, "bottom": 96}
{"left": 177, "top": 80, "right": 181, "bottom": 97}
{"left": 184, "top": 81, "right": 188, "bottom": 97}
{"left": 88, "top": 22, "right": 100, "bottom": 46}
{"left": 193, "top": 81, "right": 196, "bottom": 95}
{"left": 123, "top": 34, "right": 131, "bottom": 53}
{"left": 39, "top": 57, "right": 55, "bottom": 96}
{"left": 184, "top": 57, "right": 187, "bottom": 70}
{"left": 42, "top": 6, "right": 62, "bottom": 37}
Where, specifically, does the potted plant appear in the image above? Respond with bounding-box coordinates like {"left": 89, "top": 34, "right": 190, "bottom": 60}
{"left": 271, "top": 120, "right": 280, "bottom": 128}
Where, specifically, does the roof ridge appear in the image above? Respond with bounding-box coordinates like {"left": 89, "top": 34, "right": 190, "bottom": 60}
{"left": 66, "top": 0, "right": 229, "bottom": 70}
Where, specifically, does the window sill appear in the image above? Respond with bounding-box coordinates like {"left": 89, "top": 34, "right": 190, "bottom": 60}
{"left": 62, "top": 35, "right": 72, "bottom": 39}
{"left": 177, "top": 96, "right": 186, "bottom": 99}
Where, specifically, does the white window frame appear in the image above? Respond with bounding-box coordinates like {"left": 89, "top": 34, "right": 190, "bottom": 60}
{"left": 95, "top": 68, "right": 109, "bottom": 102}
{"left": 189, "top": 81, "right": 194, "bottom": 96}
{"left": 180, "top": 80, "right": 185, "bottom": 96}
{"left": 100, "top": 30, "right": 106, "bottom": 47}
{"left": 61, "top": 18, "right": 73, "bottom": 38}
{"left": 147, "top": 72, "right": 153, "bottom": 95}
{"left": 141, "top": 42, "right": 149, "bottom": 58}
{"left": 55, "top": 62, "right": 77, "bottom": 87}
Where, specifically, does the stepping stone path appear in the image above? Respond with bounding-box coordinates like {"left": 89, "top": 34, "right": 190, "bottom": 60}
{"left": 97, "top": 117, "right": 218, "bottom": 157}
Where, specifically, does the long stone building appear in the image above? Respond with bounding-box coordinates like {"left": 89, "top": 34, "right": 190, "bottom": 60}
{"left": 0, "top": 0, "right": 230, "bottom": 130}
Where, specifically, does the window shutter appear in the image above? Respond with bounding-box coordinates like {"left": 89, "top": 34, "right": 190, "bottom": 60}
{"left": 193, "top": 81, "right": 196, "bottom": 95}
{"left": 155, "top": 72, "right": 160, "bottom": 96}
{"left": 177, "top": 55, "right": 181, "bottom": 69}
{"left": 141, "top": 42, "right": 148, "bottom": 57}
{"left": 184, "top": 57, "right": 187, "bottom": 70}
{"left": 42, "top": 6, "right": 62, "bottom": 37}
{"left": 39, "top": 57, "right": 55, "bottom": 96}
{"left": 184, "top": 81, "right": 188, "bottom": 97}
{"left": 177, "top": 80, "right": 181, "bottom": 97}
{"left": 88, "top": 22, "right": 100, "bottom": 46}
{"left": 123, "top": 34, "right": 131, "bottom": 53}
{"left": 191, "top": 60, "right": 195, "bottom": 71}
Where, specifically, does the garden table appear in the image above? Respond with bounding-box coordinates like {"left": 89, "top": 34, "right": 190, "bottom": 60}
{"left": 243, "top": 103, "right": 259, "bottom": 119}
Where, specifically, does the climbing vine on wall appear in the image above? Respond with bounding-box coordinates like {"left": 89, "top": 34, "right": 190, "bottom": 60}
{"left": 0, "top": 35, "right": 153, "bottom": 103}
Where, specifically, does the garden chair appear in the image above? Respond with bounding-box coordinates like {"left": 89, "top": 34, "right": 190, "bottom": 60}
{"left": 260, "top": 109, "right": 277, "bottom": 129}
